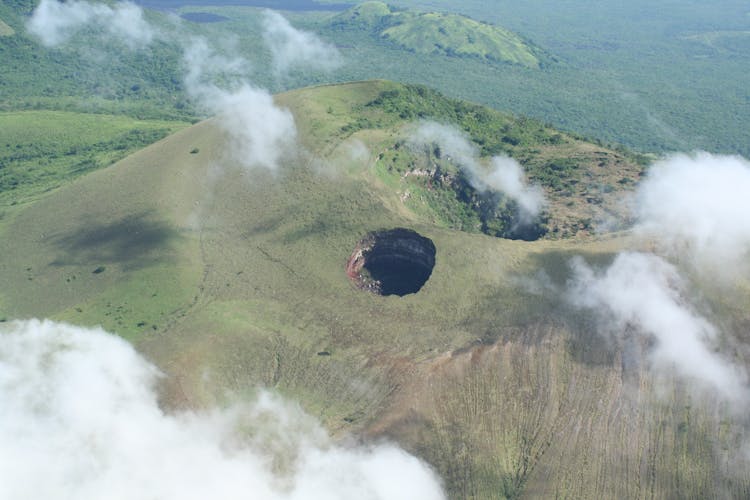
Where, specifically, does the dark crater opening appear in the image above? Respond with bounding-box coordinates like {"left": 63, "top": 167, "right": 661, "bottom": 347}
{"left": 347, "top": 228, "right": 436, "bottom": 297}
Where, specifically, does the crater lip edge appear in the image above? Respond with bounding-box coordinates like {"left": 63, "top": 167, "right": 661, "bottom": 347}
{"left": 346, "top": 228, "right": 436, "bottom": 297}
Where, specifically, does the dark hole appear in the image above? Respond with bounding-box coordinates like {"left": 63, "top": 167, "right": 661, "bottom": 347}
{"left": 347, "top": 228, "right": 436, "bottom": 297}
{"left": 365, "top": 253, "right": 433, "bottom": 296}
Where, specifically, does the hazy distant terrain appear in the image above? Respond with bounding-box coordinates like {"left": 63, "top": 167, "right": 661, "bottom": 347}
{"left": 2, "top": 0, "right": 749, "bottom": 155}
{"left": 196, "top": 0, "right": 750, "bottom": 154}
{"left": 132, "top": 0, "right": 352, "bottom": 11}
{"left": 381, "top": 0, "right": 750, "bottom": 155}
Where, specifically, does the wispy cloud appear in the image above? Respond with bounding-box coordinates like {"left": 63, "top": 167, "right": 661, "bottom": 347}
{"left": 0, "top": 319, "right": 446, "bottom": 500}
{"left": 182, "top": 38, "right": 297, "bottom": 171}
{"left": 27, "top": 0, "right": 154, "bottom": 48}
{"left": 568, "top": 252, "right": 748, "bottom": 402}
{"left": 410, "top": 121, "right": 546, "bottom": 223}
{"left": 27, "top": 3, "right": 322, "bottom": 172}
{"left": 635, "top": 152, "right": 750, "bottom": 278}
{"left": 565, "top": 151, "right": 750, "bottom": 406}
{"left": 262, "top": 10, "right": 342, "bottom": 78}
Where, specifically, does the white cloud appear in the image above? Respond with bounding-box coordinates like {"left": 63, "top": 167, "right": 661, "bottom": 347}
{"left": 182, "top": 37, "right": 250, "bottom": 88}
{"left": 411, "top": 121, "right": 478, "bottom": 168}
{"left": 635, "top": 152, "right": 750, "bottom": 276}
{"left": 212, "top": 85, "right": 298, "bottom": 172}
{"left": 30, "top": 3, "right": 301, "bottom": 173}
{"left": 182, "top": 38, "right": 298, "bottom": 172}
{"left": 343, "top": 138, "right": 371, "bottom": 163}
{"left": 485, "top": 156, "right": 546, "bottom": 224}
{"left": 0, "top": 319, "right": 446, "bottom": 500}
{"left": 27, "top": 0, "right": 154, "bottom": 48}
{"left": 410, "top": 121, "right": 546, "bottom": 221}
{"left": 568, "top": 252, "right": 748, "bottom": 402}
{"left": 262, "top": 10, "right": 342, "bottom": 77}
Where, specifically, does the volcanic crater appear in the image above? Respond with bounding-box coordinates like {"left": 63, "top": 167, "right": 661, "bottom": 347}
{"left": 346, "top": 228, "right": 436, "bottom": 296}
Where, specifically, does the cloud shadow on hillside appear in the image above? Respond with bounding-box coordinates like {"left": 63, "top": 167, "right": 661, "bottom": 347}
{"left": 50, "top": 211, "right": 181, "bottom": 271}
{"left": 527, "top": 247, "right": 631, "bottom": 369}
{"left": 456, "top": 247, "right": 627, "bottom": 370}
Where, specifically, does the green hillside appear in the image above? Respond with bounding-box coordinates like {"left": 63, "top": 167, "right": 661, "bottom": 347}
{"left": 294, "top": 82, "right": 647, "bottom": 240}
{"left": 3, "top": 0, "right": 746, "bottom": 157}
{"left": 381, "top": 12, "right": 539, "bottom": 66}
{"left": 1, "top": 81, "right": 748, "bottom": 498}
{"left": 0, "top": 110, "right": 189, "bottom": 208}
{"left": 0, "top": 18, "right": 13, "bottom": 36}
{"left": 0, "top": 1, "right": 747, "bottom": 496}
{"left": 330, "top": 2, "right": 545, "bottom": 68}
{"left": 331, "top": 0, "right": 392, "bottom": 27}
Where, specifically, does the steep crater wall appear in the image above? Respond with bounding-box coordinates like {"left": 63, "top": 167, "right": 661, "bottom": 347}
{"left": 373, "top": 139, "right": 548, "bottom": 241}
{"left": 347, "top": 228, "right": 436, "bottom": 296}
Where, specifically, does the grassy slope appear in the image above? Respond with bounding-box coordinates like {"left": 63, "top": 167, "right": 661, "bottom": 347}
{"left": 381, "top": 12, "right": 539, "bottom": 67}
{"left": 330, "top": 2, "right": 542, "bottom": 68}
{"left": 0, "top": 1, "right": 191, "bottom": 226}
{"left": 0, "top": 17, "right": 14, "bottom": 36}
{"left": 1, "top": 81, "right": 748, "bottom": 498}
{"left": 295, "top": 81, "right": 646, "bottom": 239}
{"left": 0, "top": 110, "right": 189, "bottom": 208}
{"left": 0, "top": 121, "right": 210, "bottom": 337}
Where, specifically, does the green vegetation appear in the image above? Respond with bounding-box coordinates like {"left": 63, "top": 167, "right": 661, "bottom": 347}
{"left": 358, "top": 84, "right": 562, "bottom": 238}
{"left": 1, "top": 0, "right": 36, "bottom": 17}
{"left": 372, "top": 143, "right": 546, "bottom": 240}
{"left": 682, "top": 30, "right": 750, "bottom": 53}
{"left": 0, "top": 2, "right": 194, "bottom": 213}
{"left": 1, "top": 0, "right": 747, "bottom": 158}
{"left": 371, "top": 0, "right": 750, "bottom": 156}
{"left": 330, "top": 1, "right": 545, "bottom": 68}
{"left": 381, "top": 12, "right": 539, "bottom": 67}
{"left": 351, "top": 83, "right": 644, "bottom": 238}
{"left": 366, "top": 84, "right": 564, "bottom": 154}
{"left": 0, "top": 111, "right": 188, "bottom": 206}
{"left": 279, "top": 81, "right": 645, "bottom": 239}
{"left": 2, "top": 81, "right": 747, "bottom": 499}
{"left": 56, "top": 261, "right": 201, "bottom": 341}
{"left": 0, "top": 1, "right": 190, "bottom": 121}
{"left": 0, "top": 0, "right": 746, "bottom": 495}
{"left": 330, "top": 0, "right": 391, "bottom": 27}
{"left": 0, "top": 33, "right": 190, "bottom": 120}
{"left": 0, "top": 0, "right": 745, "bottom": 495}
